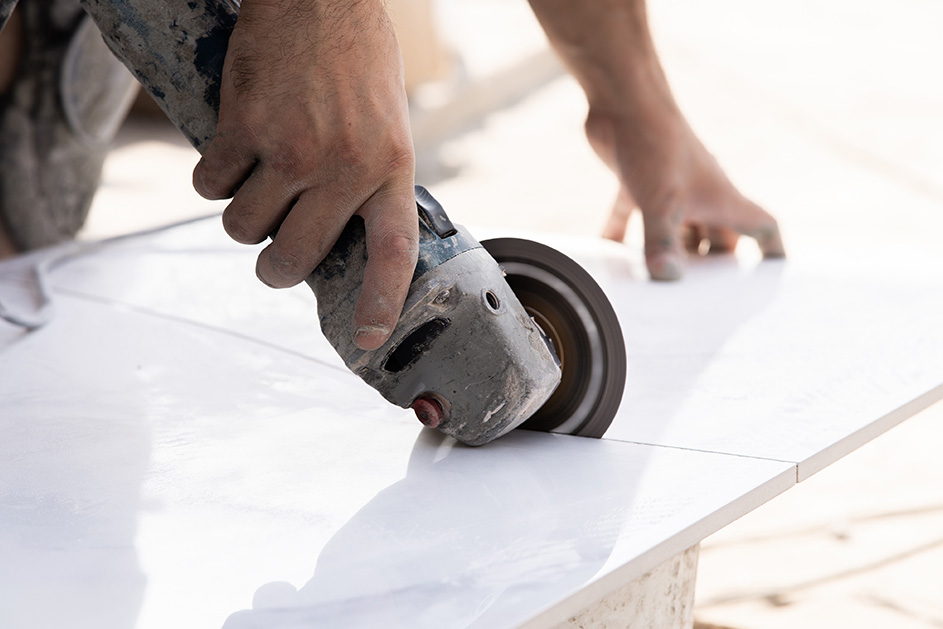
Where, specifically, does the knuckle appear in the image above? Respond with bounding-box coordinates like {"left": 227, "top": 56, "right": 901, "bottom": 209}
{"left": 194, "top": 138, "right": 254, "bottom": 200}
{"left": 197, "top": 179, "right": 231, "bottom": 202}
{"left": 193, "top": 160, "right": 226, "bottom": 199}
{"left": 193, "top": 174, "right": 216, "bottom": 200}
{"left": 267, "top": 245, "right": 307, "bottom": 281}
{"left": 329, "top": 135, "right": 414, "bottom": 184}
{"left": 331, "top": 137, "right": 370, "bottom": 174}
{"left": 222, "top": 208, "right": 264, "bottom": 244}
{"left": 281, "top": 149, "right": 316, "bottom": 183}
{"left": 376, "top": 231, "right": 419, "bottom": 267}
{"left": 385, "top": 143, "right": 415, "bottom": 174}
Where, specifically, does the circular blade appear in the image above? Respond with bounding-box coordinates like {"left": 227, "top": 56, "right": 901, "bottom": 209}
{"left": 481, "top": 238, "right": 626, "bottom": 438}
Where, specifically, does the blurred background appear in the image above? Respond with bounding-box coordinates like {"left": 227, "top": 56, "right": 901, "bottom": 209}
{"left": 78, "top": 1, "right": 943, "bottom": 627}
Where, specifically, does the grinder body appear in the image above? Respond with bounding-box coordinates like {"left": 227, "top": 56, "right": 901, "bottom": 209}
{"left": 310, "top": 191, "right": 561, "bottom": 445}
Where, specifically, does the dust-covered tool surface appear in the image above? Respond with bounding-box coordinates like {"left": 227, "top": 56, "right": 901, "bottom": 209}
{"left": 77, "top": 0, "right": 625, "bottom": 445}
{"left": 2, "top": 216, "right": 942, "bottom": 627}
{"left": 309, "top": 191, "right": 626, "bottom": 446}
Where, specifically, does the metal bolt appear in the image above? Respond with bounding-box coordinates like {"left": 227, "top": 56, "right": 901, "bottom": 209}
{"left": 413, "top": 397, "right": 444, "bottom": 428}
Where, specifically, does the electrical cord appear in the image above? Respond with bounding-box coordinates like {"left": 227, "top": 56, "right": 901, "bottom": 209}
{"left": 0, "top": 214, "right": 218, "bottom": 330}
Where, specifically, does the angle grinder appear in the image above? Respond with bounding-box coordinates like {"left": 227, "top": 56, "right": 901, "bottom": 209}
{"left": 79, "top": 0, "right": 627, "bottom": 445}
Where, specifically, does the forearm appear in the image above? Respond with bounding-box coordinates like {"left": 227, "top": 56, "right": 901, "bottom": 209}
{"left": 527, "top": 0, "right": 678, "bottom": 116}
{"left": 529, "top": 0, "right": 784, "bottom": 278}
{"left": 229, "top": 0, "right": 405, "bottom": 103}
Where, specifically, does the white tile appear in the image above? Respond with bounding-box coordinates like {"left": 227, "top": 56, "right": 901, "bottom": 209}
{"left": 529, "top": 234, "right": 943, "bottom": 478}
{"left": 31, "top": 220, "right": 943, "bottom": 480}
{"left": 0, "top": 290, "right": 793, "bottom": 628}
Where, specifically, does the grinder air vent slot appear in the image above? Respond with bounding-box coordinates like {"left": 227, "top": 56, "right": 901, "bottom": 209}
{"left": 383, "top": 318, "right": 451, "bottom": 373}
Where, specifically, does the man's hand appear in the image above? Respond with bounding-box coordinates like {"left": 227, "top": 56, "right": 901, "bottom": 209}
{"left": 192, "top": 0, "right": 418, "bottom": 350}
{"left": 529, "top": 0, "right": 784, "bottom": 281}
{"left": 586, "top": 110, "right": 785, "bottom": 280}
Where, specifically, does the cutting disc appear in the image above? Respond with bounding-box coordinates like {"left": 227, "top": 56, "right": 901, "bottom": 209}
{"left": 481, "top": 238, "right": 626, "bottom": 438}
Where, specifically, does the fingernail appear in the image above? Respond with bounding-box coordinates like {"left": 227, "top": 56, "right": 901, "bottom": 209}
{"left": 355, "top": 324, "right": 391, "bottom": 351}
{"left": 648, "top": 252, "right": 684, "bottom": 281}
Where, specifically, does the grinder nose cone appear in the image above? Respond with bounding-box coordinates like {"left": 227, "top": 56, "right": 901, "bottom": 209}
{"left": 413, "top": 397, "right": 444, "bottom": 428}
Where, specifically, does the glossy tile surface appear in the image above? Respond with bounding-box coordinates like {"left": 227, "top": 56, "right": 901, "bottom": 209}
{"left": 551, "top": 236, "right": 943, "bottom": 479}
{"left": 0, "top": 268, "right": 793, "bottom": 628}
{"left": 2, "top": 214, "right": 939, "bottom": 628}
{"left": 22, "top": 218, "right": 943, "bottom": 478}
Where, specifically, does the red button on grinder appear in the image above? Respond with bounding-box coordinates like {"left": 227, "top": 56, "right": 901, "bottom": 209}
{"left": 413, "top": 397, "right": 443, "bottom": 428}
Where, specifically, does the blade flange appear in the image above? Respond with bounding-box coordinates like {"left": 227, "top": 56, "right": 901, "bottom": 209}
{"left": 481, "top": 238, "right": 626, "bottom": 438}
